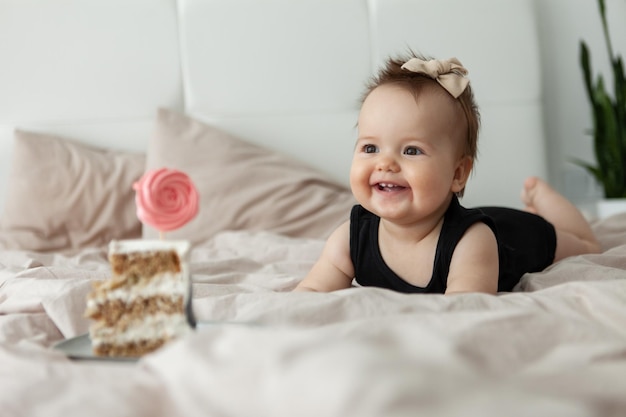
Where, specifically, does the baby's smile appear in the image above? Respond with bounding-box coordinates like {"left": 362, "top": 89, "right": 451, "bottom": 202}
{"left": 376, "top": 182, "right": 407, "bottom": 192}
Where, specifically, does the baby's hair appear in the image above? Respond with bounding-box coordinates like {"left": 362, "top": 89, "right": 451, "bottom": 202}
{"left": 360, "top": 51, "right": 481, "bottom": 163}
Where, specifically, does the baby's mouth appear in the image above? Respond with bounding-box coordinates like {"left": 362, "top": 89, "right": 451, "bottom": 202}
{"left": 376, "top": 182, "right": 406, "bottom": 192}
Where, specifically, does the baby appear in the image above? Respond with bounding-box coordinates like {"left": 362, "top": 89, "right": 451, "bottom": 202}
{"left": 295, "top": 53, "right": 601, "bottom": 295}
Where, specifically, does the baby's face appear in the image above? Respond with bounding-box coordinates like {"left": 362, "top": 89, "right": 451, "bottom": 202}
{"left": 350, "top": 84, "right": 469, "bottom": 224}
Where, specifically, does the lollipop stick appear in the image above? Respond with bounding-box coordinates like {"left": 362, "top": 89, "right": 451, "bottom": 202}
{"left": 159, "top": 231, "right": 165, "bottom": 241}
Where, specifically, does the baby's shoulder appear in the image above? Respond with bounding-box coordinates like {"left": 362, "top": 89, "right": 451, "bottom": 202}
{"left": 451, "top": 222, "right": 499, "bottom": 267}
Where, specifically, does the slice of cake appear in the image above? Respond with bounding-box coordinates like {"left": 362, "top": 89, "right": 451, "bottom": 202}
{"left": 85, "top": 239, "right": 195, "bottom": 357}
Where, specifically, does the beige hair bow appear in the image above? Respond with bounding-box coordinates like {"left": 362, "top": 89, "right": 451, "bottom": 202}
{"left": 401, "top": 57, "right": 469, "bottom": 98}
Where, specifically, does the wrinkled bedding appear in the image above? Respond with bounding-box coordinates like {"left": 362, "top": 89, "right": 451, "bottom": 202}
{"left": 1, "top": 215, "right": 626, "bottom": 417}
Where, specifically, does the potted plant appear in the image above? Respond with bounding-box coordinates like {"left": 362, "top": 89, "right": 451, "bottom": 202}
{"left": 577, "top": 0, "right": 626, "bottom": 217}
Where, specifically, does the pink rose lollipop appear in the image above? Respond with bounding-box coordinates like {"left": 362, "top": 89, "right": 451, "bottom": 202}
{"left": 133, "top": 168, "right": 199, "bottom": 232}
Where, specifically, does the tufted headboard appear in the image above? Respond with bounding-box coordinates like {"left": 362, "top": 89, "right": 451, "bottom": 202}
{"left": 0, "top": 0, "right": 545, "bottom": 216}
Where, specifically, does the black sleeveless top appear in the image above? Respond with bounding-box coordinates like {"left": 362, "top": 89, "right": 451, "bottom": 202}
{"left": 349, "top": 196, "right": 556, "bottom": 293}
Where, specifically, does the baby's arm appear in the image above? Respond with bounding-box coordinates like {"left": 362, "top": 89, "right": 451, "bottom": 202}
{"left": 294, "top": 221, "right": 355, "bottom": 292}
{"left": 445, "top": 222, "right": 499, "bottom": 295}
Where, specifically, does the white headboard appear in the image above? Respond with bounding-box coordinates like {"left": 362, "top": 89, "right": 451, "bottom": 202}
{"left": 0, "top": 0, "right": 545, "bottom": 214}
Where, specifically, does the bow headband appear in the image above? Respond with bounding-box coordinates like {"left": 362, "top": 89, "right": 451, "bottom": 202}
{"left": 400, "top": 57, "right": 469, "bottom": 98}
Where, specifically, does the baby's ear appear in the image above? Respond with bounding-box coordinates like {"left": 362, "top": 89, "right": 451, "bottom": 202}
{"left": 451, "top": 156, "right": 473, "bottom": 193}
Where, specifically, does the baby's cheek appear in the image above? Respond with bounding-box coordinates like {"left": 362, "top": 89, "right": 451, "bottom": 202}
{"left": 349, "top": 166, "right": 367, "bottom": 186}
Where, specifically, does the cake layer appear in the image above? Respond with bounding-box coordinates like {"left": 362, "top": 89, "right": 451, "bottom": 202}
{"left": 110, "top": 250, "right": 180, "bottom": 279}
{"left": 90, "top": 312, "right": 191, "bottom": 356}
{"left": 93, "top": 339, "right": 168, "bottom": 357}
{"left": 86, "top": 294, "right": 184, "bottom": 325}
{"left": 107, "top": 239, "right": 192, "bottom": 306}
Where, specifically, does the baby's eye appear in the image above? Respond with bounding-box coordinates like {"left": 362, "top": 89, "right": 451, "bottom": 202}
{"left": 362, "top": 144, "right": 378, "bottom": 153}
{"left": 403, "top": 146, "right": 423, "bottom": 156}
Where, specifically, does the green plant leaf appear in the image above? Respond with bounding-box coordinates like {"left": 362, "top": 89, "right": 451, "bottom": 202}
{"left": 591, "top": 78, "right": 625, "bottom": 197}
{"left": 580, "top": 41, "right": 595, "bottom": 102}
{"left": 577, "top": 0, "right": 626, "bottom": 198}
{"left": 615, "top": 56, "right": 625, "bottom": 105}
{"left": 571, "top": 158, "right": 602, "bottom": 183}
{"left": 614, "top": 56, "right": 626, "bottom": 153}
{"left": 598, "top": 0, "right": 606, "bottom": 17}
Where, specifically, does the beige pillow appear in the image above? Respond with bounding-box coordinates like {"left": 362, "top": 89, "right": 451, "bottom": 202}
{"left": 144, "top": 109, "right": 355, "bottom": 244}
{"left": 0, "top": 130, "right": 145, "bottom": 252}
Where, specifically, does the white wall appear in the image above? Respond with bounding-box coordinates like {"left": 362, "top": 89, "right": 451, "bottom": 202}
{"left": 535, "top": 0, "right": 626, "bottom": 206}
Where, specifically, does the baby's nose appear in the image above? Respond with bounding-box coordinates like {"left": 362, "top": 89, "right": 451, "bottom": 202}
{"left": 376, "top": 155, "right": 400, "bottom": 172}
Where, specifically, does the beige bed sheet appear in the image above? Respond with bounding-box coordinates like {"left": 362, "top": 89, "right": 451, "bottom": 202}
{"left": 1, "top": 215, "right": 626, "bottom": 416}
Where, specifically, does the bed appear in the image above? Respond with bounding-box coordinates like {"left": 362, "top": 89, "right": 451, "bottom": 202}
{"left": 1, "top": 0, "right": 626, "bottom": 415}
